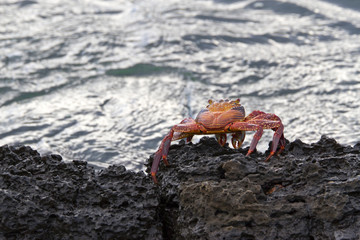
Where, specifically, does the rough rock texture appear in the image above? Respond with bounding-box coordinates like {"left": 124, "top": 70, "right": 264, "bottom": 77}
{"left": 1, "top": 135, "right": 360, "bottom": 240}
{"left": 145, "top": 136, "right": 360, "bottom": 240}
{"left": 0, "top": 145, "right": 162, "bottom": 240}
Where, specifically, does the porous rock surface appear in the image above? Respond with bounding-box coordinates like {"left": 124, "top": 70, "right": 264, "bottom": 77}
{"left": 1, "top": 135, "right": 360, "bottom": 240}
{"left": 145, "top": 136, "right": 360, "bottom": 240}
{"left": 0, "top": 145, "right": 161, "bottom": 240}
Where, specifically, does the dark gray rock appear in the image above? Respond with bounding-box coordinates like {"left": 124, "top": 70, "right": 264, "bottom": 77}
{"left": 1, "top": 135, "right": 360, "bottom": 240}
{"left": 0, "top": 145, "right": 162, "bottom": 240}
{"left": 145, "top": 135, "right": 360, "bottom": 240}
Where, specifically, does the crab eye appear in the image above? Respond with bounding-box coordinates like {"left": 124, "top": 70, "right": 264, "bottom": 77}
{"left": 235, "top": 98, "right": 240, "bottom": 104}
{"left": 208, "top": 99, "right": 213, "bottom": 105}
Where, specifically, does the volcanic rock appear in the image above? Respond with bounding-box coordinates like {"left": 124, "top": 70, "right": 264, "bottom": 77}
{"left": 0, "top": 145, "right": 162, "bottom": 240}
{"left": 1, "top": 135, "right": 360, "bottom": 239}
{"left": 145, "top": 136, "right": 360, "bottom": 240}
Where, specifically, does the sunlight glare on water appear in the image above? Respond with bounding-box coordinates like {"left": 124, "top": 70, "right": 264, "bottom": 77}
{"left": 0, "top": 0, "right": 360, "bottom": 171}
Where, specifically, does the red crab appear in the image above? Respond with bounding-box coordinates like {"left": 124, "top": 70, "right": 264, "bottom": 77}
{"left": 151, "top": 99, "right": 285, "bottom": 184}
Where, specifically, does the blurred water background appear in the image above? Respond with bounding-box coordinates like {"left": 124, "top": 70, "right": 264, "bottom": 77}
{"left": 1, "top": 0, "right": 360, "bottom": 171}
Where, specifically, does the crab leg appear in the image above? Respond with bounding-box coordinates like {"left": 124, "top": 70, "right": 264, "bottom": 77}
{"left": 244, "top": 110, "right": 266, "bottom": 121}
{"left": 151, "top": 121, "right": 206, "bottom": 184}
{"left": 247, "top": 113, "right": 285, "bottom": 160}
{"left": 228, "top": 117, "right": 284, "bottom": 161}
{"left": 151, "top": 129, "right": 174, "bottom": 184}
{"left": 278, "top": 133, "right": 286, "bottom": 154}
{"left": 228, "top": 122, "right": 262, "bottom": 155}
{"left": 247, "top": 127, "right": 264, "bottom": 157}
{"left": 265, "top": 124, "right": 285, "bottom": 161}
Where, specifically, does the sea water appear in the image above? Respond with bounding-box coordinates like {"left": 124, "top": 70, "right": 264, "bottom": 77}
{"left": 1, "top": 0, "right": 359, "bottom": 170}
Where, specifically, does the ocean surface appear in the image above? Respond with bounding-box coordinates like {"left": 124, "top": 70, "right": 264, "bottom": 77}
{"left": 1, "top": 0, "right": 359, "bottom": 171}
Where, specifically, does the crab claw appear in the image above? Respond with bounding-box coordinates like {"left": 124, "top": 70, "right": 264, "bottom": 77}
{"left": 215, "top": 133, "right": 227, "bottom": 146}
{"left": 151, "top": 129, "right": 174, "bottom": 184}
{"left": 231, "top": 131, "right": 246, "bottom": 149}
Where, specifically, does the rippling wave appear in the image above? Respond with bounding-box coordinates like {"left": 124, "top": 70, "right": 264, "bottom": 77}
{"left": 1, "top": 0, "right": 360, "bottom": 171}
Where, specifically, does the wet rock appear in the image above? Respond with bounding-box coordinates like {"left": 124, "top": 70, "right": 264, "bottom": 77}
{"left": 146, "top": 135, "right": 360, "bottom": 240}
{"left": 0, "top": 145, "right": 162, "bottom": 240}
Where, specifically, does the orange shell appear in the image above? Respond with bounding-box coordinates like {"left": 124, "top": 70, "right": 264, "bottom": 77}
{"left": 196, "top": 99, "right": 245, "bottom": 129}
